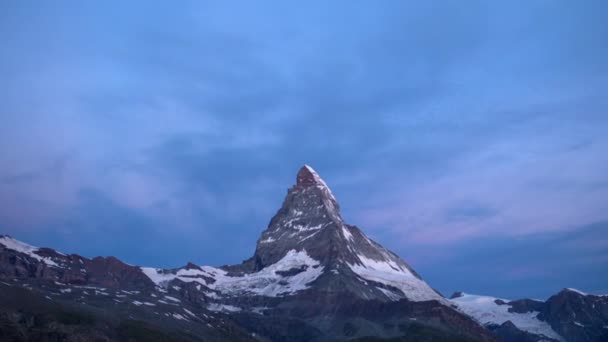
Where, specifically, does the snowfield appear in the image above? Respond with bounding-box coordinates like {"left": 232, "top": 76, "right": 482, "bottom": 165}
{"left": 142, "top": 249, "right": 324, "bottom": 297}
{"left": 349, "top": 254, "right": 445, "bottom": 302}
{"left": 451, "top": 293, "right": 564, "bottom": 341}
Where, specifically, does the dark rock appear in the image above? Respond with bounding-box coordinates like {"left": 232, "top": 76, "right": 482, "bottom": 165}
{"left": 450, "top": 292, "right": 465, "bottom": 299}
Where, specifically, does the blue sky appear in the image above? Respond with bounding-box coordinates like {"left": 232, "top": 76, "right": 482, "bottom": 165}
{"left": 1, "top": 1, "right": 607, "bottom": 299}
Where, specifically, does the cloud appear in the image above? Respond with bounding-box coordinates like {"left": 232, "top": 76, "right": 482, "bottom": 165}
{"left": 357, "top": 116, "right": 608, "bottom": 244}
{"left": 0, "top": 1, "right": 607, "bottom": 298}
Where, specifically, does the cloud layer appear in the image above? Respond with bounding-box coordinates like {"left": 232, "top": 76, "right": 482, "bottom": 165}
{"left": 1, "top": 1, "right": 607, "bottom": 298}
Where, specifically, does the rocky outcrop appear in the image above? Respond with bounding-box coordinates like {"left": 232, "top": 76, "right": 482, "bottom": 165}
{"left": 539, "top": 289, "right": 608, "bottom": 342}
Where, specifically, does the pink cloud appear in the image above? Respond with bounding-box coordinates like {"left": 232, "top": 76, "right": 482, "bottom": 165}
{"left": 356, "top": 137, "right": 608, "bottom": 245}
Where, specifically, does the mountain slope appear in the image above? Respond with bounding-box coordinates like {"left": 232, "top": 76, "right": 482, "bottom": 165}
{"left": 450, "top": 289, "right": 608, "bottom": 342}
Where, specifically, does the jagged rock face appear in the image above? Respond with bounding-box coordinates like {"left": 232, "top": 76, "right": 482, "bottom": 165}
{"left": 0, "top": 236, "right": 154, "bottom": 290}
{"left": 540, "top": 289, "right": 608, "bottom": 342}
{"left": 507, "top": 298, "right": 546, "bottom": 314}
{"left": 490, "top": 321, "right": 546, "bottom": 342}
{"left": 253, "top": 165, "right": 346, "bottom": 268}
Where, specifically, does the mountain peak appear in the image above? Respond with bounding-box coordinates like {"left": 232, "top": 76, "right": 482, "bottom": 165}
{"left": 295, "top": 165, "right": 337, "bottom": 203}
{"left": 297, "top": 165, "right": 325, "bottom": 187}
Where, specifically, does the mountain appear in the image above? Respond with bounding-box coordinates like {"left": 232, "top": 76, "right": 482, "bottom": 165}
{"left": 0, "top": 165, "right": 605, "bottom": 341}
{"left": 450, "top": 289, "right": 608, "bottom": 342}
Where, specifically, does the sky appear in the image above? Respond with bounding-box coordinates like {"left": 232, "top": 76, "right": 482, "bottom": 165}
{"left": 1, "top": 1, "right": 607, "bottom": 300}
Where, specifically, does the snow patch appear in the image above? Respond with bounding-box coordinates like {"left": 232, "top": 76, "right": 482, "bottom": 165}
{"left": 208, "top": 249, "right": 323, "bottom": 297}
{"left": 141, "top": 266, "right": 217, "bottom": 287}
{"left": 342, "top": 227, "right": 354, "bottom": 242}
{"left": 348, "top": 254, "right": 442, "bottom": 302}
{"left": 183, "top": 308, "right": 197, "bottom": 317}
{"left": 292, "top": 223, "right": 324, "bottom": 232}
{"left": 251, "top": 306, "right": 269, "bottom": 314}
{"left": 565, "top": 288, "right": 588, "bottom": 296}
{"left": 207, "top": 303, "right": 242, "bottom": 312}
{"left": 204, "top": 291, "right": 220, "bottom": 299}
{"left": 260, "top": 237, "right": 275, "bottom": 243}
{"left": 164, "top": 295, "right": 181, "bottom": 302}
{"left": 172, "top": 313, "right": 189, "bottom": 321}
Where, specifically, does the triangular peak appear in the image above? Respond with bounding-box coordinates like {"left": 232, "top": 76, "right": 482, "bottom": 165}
{"left": 296, "top": 165, "right": 337, "bottom": 203}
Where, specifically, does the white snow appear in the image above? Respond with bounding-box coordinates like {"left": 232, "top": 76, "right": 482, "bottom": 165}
{"left": 172, "top": 313, "right": 189, "bottom": 321}
{"left": 142, "top": 249, "right": 324, "bottom": 298}
{"left": 574, "top": 321, "right": 585, "bottom": 327}
{"left": 348, "top": 254, "right": 443, "bottom": 302}
{"left": 251, "top": 306, "right": 269, "bottom": 314}
{"left": 565, "top": 288, "right": 588, "bottom": 296}
{"left": 292, "top": 223, "right": 324, "bottom": 232}
{"left": 0, "top": 236, "right": 58, "bottom": 267}
{"left": 204, "top": 291, "right": 220, "bottom": 299}
{"left": 376, "top": 286, "right": 402, "bottom": 301}
{"left": 297, "top": 230, "right": 322, "bottom": 243}
{"left": 183, "top": 308, "right": 197, "bottom": 317}
{"left": 342, "top": 226, "right": 354, "bottom": 242}
{"left": 259, "top": 237, "right": 275, "bottom": 243}
{"left": 302, "top": 165, "right": 342, "bottom": 223}
{"left": 207, "top": 303, "right": 242, "bottom": 312}
{"left": 140, "top": 266, "right": 218, "bottom": 287}
{"left": 209, "top": 249, "right": 323, "bottom": 297}
{"left": 451, "top": 293, "right": 564, "bottom": 341}
{"left": 133, "top": 301, "right": 154, "bottom": 307}
{"left": 164, "top": 295, "right": 181, "bottom": 302}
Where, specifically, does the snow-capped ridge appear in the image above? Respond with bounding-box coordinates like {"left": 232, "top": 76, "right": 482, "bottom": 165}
{"left": 451, "top": 293, "right": 564, "bottom": 341}
{"left": 0, "top": 235, "right": 59, "bottom": 267}
{"left": 564, "top": 287, "right": 588, "bottom": 296}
